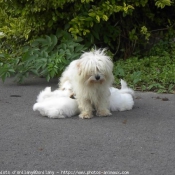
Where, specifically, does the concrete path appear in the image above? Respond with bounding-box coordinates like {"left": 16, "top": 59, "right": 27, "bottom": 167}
{"left": 0, "top": 77, "right": 175, "bottom": 175}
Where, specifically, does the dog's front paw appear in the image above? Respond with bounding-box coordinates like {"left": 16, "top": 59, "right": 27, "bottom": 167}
{"left": 96, "top": 109, "right": 112, "bottom": 117}
{"left": 79, "top": 112, "right": 93, "bottom": 119}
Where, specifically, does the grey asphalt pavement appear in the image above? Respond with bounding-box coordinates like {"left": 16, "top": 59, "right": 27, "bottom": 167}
{"left": 0, "top": 76, "right": 175, "bottom": 175}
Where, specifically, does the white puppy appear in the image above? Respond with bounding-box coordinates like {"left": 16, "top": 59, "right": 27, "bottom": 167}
{"left": 59, "top": 49, "right": 114, "bottom": 119}
{"left": 110, "top": 79, "right": 134, "bottom": 111}
{"left": 36, "top": 81, "right": 73, "bottom": 103}
{"left": 33, "top": 97, "right": 79, "bottom": 118}
{"left": 33, "top": 81, "right": 79, "bottom": 118}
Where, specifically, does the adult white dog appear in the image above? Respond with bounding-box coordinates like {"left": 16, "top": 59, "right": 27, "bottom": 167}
{"left": 59, "top": 49, "right": 114, "bottom": 119}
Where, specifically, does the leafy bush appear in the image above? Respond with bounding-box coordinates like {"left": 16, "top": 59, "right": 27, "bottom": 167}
{"left": 114, "top": 49, "right": 175, "bottom": 93}
{"left": 0, "top": 0, "right": 175, "bottom": 93}
{"left": 0, "top": 30, "right": 86, "bottom": 82}
{"left": 0, "top": 0, "right": 174, "bottom": 58}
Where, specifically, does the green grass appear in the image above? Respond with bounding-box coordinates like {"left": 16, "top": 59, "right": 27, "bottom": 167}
{"left": 114, "top": 55, "right": 175, "bottom": 93}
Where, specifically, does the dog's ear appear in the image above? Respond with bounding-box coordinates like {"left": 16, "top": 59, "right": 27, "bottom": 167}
{"left": 76, "top": 60, "right": 82, "bottom": 75}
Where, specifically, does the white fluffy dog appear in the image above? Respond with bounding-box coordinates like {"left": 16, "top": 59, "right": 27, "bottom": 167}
{"left": 59, "top": 49, "right": 114, "bottom": 119}
{"left": 33, "top": 79, "right": 134, "bottom": 118}
{"left": 35, "top": 81, "right": 73, "bottom": 103}
{"left": 33, "top": 81, "right": 80, "bottom": 118}
{"left": 110, "top": 79, "right": 134, "bottom": 112}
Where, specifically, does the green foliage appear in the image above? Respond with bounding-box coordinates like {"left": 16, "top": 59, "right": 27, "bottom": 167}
{"left": 155, "top": 0, "right": 172, "bottom": 8}
{"left": 0, "top": 0, "right": 174, "bottom": 58}
{"left": 0, "top": 31, "right": 87, "bottom": 82}
{"left": 68, "top": 0, "right": 174, "bottom": 58}
{"left": 0, "top": 0, "right": 75, "bottom": 39}
{"left": 0, "top": 0, "right": 175, "bottom": 93}
{"left": 69, "top": 1, "right": 134, "bottom": 37}
{"left": 114, "top": 43, "right": 175, "bottom": 93}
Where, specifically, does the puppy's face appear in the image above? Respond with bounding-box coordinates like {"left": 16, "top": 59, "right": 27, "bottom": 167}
{"left": 60, "top": 80, "right": 72, "bottom": 91}
{"left": 76, "top": 53, "right": 113, "bottom": 85}
{"left": 60, "top": 80, "right": 74, "bottom": 97}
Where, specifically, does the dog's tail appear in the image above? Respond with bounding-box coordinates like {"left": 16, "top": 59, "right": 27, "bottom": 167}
{"left": 120, "top": 79, "right": 135, "bottom": 96}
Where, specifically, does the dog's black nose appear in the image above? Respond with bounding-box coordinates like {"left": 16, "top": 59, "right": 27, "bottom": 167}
{"left": 95, "top": 75, "right": 100, "bottom": 80}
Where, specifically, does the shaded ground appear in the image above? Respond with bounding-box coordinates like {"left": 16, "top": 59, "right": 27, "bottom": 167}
{"left": 0, "top": 76, "right": 175, "bottom": 175}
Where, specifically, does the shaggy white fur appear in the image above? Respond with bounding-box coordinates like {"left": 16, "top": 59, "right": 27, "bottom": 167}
{"left": 33, "top": 50, "right": 135, "bottom": 119}
{"left": 33, "top": 96, "right": 79, "bottom": 118}
{"left": 33, "top": 81, "right": 79, "bottom": 118}
{"left": 110, "top": 79, "right": 134, "bottom": 111}
{"left": 59, "top": 49, "right": 114, "bottom": 119}
{"left": 33, "top": 79, "right": 134, "bottom": 118}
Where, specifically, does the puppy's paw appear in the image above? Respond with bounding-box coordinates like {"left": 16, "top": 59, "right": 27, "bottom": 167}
{"left": 79, "top": 112, "right": 93, "bottom": 119}
{"left": 96, "top": 109, "right": 112, "bottom": 117}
